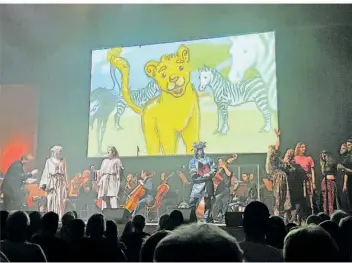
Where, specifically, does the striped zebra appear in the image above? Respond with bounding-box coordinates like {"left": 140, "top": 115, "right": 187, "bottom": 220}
{"left": 114, "top": 79, "right": 160, "bottom": 130}
{"left": 198, "top": 66, "right": 271, "bottom": 134}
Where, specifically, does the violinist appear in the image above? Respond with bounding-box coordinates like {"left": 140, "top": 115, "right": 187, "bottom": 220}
{"left": 212, "top": 157, "right": 234, "bottom": 223}
{"left": 132, "top": 171, "right": 153, "bottom": 217}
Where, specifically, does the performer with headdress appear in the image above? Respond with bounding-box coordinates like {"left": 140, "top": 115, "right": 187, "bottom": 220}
{"left": 188, "top": 141, "right": 217, "bottom": 223}
{"left": 40, "top": 146, "right": 68, "bottom": 218}
{"left": 92, "top": 146, "right": 123, "bottom": 211}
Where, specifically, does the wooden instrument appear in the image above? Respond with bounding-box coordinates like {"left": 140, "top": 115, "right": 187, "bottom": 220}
{"left": 196, "top": 154, "right": 237, "bottom": 220}
{"left": 263, "top": 177, "right": 273, "bottom": 192}
{"left": 213, "top": 154, "right": 238, "bottom": 192}
{"left": 151, "top": 172, "right": 174, "bottom": 209}
{"left": 25, "top": 183, "right": 47, "bottom": 209}
{"left": 123, "top": 172, "right": 155, "bottom": 213}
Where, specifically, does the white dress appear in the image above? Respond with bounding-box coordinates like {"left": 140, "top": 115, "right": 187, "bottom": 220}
{"left": 40, "top": 158, "right": 68, "bottom": 218}
{"left": 97, "top": 158, "right": 122, "bottom": 199}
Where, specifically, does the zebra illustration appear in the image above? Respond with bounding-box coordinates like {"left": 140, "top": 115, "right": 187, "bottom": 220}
{"left": 108, "top": 62, "right": 160, "bottom": 130}
{"left": 114, "top": 79, "right": 160, "bottom": 130}
{"left": 198, "top": 65, "right": 271, "bottom": 134}
{"left": 228, "top": 32, "right": 277, "bottom": 111}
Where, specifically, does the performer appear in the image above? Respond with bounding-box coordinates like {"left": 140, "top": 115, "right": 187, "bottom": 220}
{"left": 188, "top": 142, "right": 217, "bottom": 223}
{"left": 342, "top": 139, "right": 352, "bottom": 206}
{"left": 125, "top": 173, "right": 137, "bottom": 194}
{"left": 283, "top": 149, "right": 306, "bottom": 224}
{"left": 320, "top": 151, "right": 339, "bottom": 216}
{"left": 40, "top": 146, "right": 68, "bottom": 218}
{"left": 266, "top": 129, "right": 292, "bottom": 217}
{"left": 131, "top": 170, "right": 153, "bottom": 217}
{"left": 294, "top": 142, "right": 316, "bottom": 215}
{"left": 212, "top": 156, "right": 234, "bottom": 223}
{"left": 92, "top": 146, "right": 123, "bottom": 211}
{"left": 2, "top": 154, "right": 38, "bottom": 211}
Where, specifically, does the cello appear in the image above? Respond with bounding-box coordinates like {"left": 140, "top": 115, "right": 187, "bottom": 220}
{"left": 152, "top": 172, "right": 174, "bottom": 207}
{"left": 123, "top": 171, "right": 155, "bottom": 213}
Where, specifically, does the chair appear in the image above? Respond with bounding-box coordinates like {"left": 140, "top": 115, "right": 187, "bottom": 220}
{"left": 145, "top": 187, "right": 170, "bottom": 222}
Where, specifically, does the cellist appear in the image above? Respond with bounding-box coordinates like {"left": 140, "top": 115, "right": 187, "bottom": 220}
{"left": 131, "top": 170, "right": 153, "bottom": 217}
{"left": 212, "top": 156, "right": 236, "bottom": 223}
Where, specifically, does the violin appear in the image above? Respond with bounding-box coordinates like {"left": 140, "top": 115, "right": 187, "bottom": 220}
{"left": 123, "top": 171, "right": 155, "bottom": 213}
{"left": 213, "top": 154, "right": 238, "bottom": 192}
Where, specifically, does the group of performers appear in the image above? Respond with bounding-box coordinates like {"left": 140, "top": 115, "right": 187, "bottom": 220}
{"left": 266, "top": 130, "right": 352, "bottom": 223}
{"left": 1, "top": 135, "right": 351, "bottom": 224}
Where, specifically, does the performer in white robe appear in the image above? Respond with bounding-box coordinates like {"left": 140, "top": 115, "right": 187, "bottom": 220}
{"left": 93, "top": 146, "right": 123, "bottom": 210}
{"left": 40, "top": 146, "right": 68, "bottom": 218}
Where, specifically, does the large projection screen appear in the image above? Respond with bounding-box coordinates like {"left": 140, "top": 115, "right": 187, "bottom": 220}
{"left": 88, "top": 31, "right": 278, "bottom": 157}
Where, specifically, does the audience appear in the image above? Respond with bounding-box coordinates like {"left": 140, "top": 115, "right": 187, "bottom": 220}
{"left": 28, "top": 211, "right": 42, "bottom": 239}
{"left": 0, "top": 210, "right": 9, "bottom": 240}
{"left": 0, "top": 211, "right": 47, "bottom": 262}
{"left": 339, "top": 216, "right": 352, "bottom": 261}
{"left": 266, "top": 215, "right": 286, "bottom": 249}
{"left": 331, "top": 210, "right": 349, "bottom": 225}
{"left": 140, "top": 230, "right": 171, "bottom": 262}
{"left": 239, "top": 201, "right": 284, "bottom": 262}
{"left": 157, "top": 214, "right": 172, "bottom": 231}
{"left": 0, "top": 202, "right": 351, "bottom": 262}
{"left": 317, "top": 212, "right": 330, "bottom": 222}
{"left": 154, "top": 223, "right": 243, "bottom": 262}
{"left": 169, "top": 209, "right": 184, "bottom": 229}
{"left": 306, "top": 214, "right": 322, "bottom": 225}
{"left": 283, "top": 225, "right": 339, "bottom": 262}
{"left": 31, "top": 211, "right": 69, "bottom": 262}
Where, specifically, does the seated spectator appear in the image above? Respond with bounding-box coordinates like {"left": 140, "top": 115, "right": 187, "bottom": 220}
{"left": 154, "top": 223, "right": 243, "bottom": 262}
{"left": 60, "top": 211, "right": 75, "bottom": 241}
{"left": 319, "top": 220, "right": 344, "bottom": 260}
{"left": 67, "top": 218, "right": 85, "bottom": 245}
{"left": 132, "top": 215, "right": 149, "bottom": 239}
{"left": 140, "top": 230, "right": 171, "bottom": 262}
{"left": 266, "top": 215, "right": 286, "bottom": 249}
{"left": 331, "top": 210, "right": 348, "bottom": 225}
{"left": 239, "top": 201, "right": 284, "bottom": 262}
{"left": 339, "top": 216, "right": 352, "bottom": 261}
{"left": 28, "top": 211, "right": 42, "bottom": 240}
{"left": 306, "top": 214, "right": 322, "bottom": 225}
{"left": 31, "top": 211, "right": 69, "bottom": 262}
{"left": 123, "top": 215, "right": 149, "bottom": 262}
{"left": 81, "top": 213, "right": 125, "bottom": 262}
{"left": 283, "top": 225, "right": 339, "bottom": 262}
{"left": 0, "top": 210, "right": 9, "bottom": 240}
{"left": 0, "top": 211, "right": 47, "bottom": 262}
{"left": 157, "top": 214, "right": 172, "bottom": 231}
{"left": 169, "top": 209, "right": 184, "bottom": 230}
{"left": 317, "top": 212, "right": 330, "bottom": 222}
{"left": 286, "top": 222, "right": 297, "bottom": 233}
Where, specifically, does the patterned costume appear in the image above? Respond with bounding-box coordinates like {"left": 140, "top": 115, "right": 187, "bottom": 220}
{"left": 266, "top": 150, "right": 292, "bottom": 216}
{"left": 188, "top": 142, "right": 217, "bottom": 222}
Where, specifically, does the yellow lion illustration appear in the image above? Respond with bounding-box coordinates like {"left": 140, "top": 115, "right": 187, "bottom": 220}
{"left": 107, "top": 45, "right": 200, "bottom": 155}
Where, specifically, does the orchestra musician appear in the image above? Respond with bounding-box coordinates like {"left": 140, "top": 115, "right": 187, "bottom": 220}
{"left": 125, "top": 173, "right": 137, "bottom": 194}
{"left": 188, "top": 142, "right": 217, "bottom": 223}
{"left": 212, "top": 156, "right": 235, "bottom": 223}
{"left": 131, "top": 170, "right": 153, "bottom": 217}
